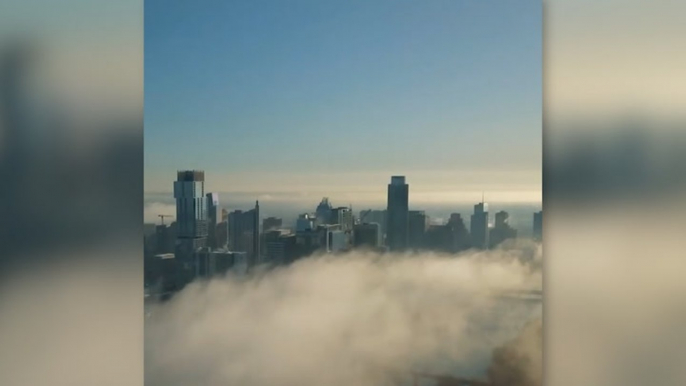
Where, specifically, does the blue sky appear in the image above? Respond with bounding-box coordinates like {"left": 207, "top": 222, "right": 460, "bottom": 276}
{"left": 145, "top": 0, "right": 541, "bottom": 205}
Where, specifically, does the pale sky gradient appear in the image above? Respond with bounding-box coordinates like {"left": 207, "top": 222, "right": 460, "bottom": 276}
{"left": 144, "top": 0, "right": 542, "bottom": 205}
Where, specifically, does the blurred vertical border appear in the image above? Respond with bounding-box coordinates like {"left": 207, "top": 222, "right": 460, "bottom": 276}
{"left": 544, "top": 1, "right": 686, "bottom": 386}
{"left": 0, "top": 0, "right": 143, "bottom": 386}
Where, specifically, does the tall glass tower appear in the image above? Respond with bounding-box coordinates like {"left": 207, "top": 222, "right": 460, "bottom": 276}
{"left": 386, "top": 176, "right": 409, "bottom": 252}
{"left": 470, "top": 201, "right": 489, "bottom": 249}
{"left": 206, "top": 192, "right": 219, "bottom": 248}
{"left": 174, "top": 170, "right": 208, "bottom": 238}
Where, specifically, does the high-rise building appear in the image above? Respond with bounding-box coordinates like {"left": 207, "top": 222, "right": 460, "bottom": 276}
{"left": 194, "top": 249, "right": 249, "bottom": 279}
{"left": 216, "top": 221, "right": 228, "bottom": 248}
{"left": 533, "top": 210, "right": 542, "bottom": 241}
{"left": 174, "top": 171, "right": 208, "bottom": 282}
{"left": 495, "top": 211, "right": 508, "bottom": 228}
{"left": 425, "top": 224, "right": 455, "bottom": 253}
{"left": 330, "top": 206, "right": 354, "bottom": 248}
{"left": 264, "top": 230, "right": 297, "bottom": 265}
{"left": 354, "top": 223, "right": 380, "bottom": 248}
{"left": 331, "top": 206, "right": 354, "bottom": 231}
{"left": 174, "top": 170, "right": 208, "bottom": 238}
{"left": 296, "top": 213, "right": 315, "bottom": 232}
{"left": 447, "top": 213, "right": 470, "bottom": 252}
{"left": 470, "top": 201, "right": 489, "bottom": 249}
{"left": 315, "top": 197, "right": 333, "bottom": 225}
{"left": 408, "top": 210, "right": 429, "bottom": 250}
{"left": 490, "top": 210, "right": 517, "bottom": 248}
{"left": 327, "top": 229, "right": 347, "bottom": 252}
{"left": 155, "top": 222, "right": 176, "bottom": 254}
{"left": 227, "top": 201, "right": 260, "bottom": 265}
{"left": 424, "top": 213, "right": 471, "bottom": 253}
{"left": 263, "top": 217, "right": 283, "bottom": 232}
{"left": 253, "top": 201, "right": 260, "bottom": 261}
{"left": 206, "top": 192, "right": 219, "bottom": 249}
{"left": 386, "top": 176, "right": 409, "bottom": 252}
{"left": 294, "top": 223, "right": 328, "bottom": 257}
{"left": 359, "top": 209, "right": 387, "bottom": 240}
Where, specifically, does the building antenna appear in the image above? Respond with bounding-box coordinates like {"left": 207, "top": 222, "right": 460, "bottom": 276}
{"left": 482, "top": 191, "right": 485, "bottom": 203}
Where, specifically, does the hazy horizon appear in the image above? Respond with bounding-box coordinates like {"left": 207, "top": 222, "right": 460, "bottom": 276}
{"left": 144, "top": 0, "right": 542, "bottom": 201}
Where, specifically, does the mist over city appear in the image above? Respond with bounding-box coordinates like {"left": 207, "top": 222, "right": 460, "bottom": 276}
{"left": 143, "top": 1, "right": 542, "bottom": 385}
{"left": 144, "top": 171, "right": 542, "bottom": 386}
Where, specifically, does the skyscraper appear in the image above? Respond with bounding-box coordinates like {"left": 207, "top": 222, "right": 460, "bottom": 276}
{"left": 470, "top": 201, "right": 489, "bottom": 249}
{"left": 206, "top": 192, "right": 219, "bottom": 249}
{"left": 447, "top": 213, "right": 471, "bottom": 252}
{"left": 354, "top": 223, "right": 380, "bottom": 248}
{"left": 359, "top": 209, "right": 387, "bottom": 241}
{"left": 490, "top": 210, "right": 517, "bottom": 248}
{"left": 174, "top": 170, "right": 208, "bottom": 238}
{"left": 227, "top": 201, "right": 260, "bottom": 265}
{"left": 174, "top": 170, "right": 208, "bottom": 283}
{"left": 495, "top": 210, "right": 508, "bottom": 229}
{"left": 253, "top": 201, "right": 260, "bottom": 262}
{"left": 386, "top": 176, "right": 409, "bottom": 252}
{"left": 315, "top": 197, "right": 333, "bottom": 225}
{"left": 263, "top": 217, "right": 283, "bottom": 232}
{"left": 408, "top": 210, "right": 429, "bottom": 250}
{"left": 331, "top": 206, "right": 353, "bottom": 232}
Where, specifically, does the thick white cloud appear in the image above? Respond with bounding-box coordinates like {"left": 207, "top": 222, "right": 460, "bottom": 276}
{"left": 145, "top": 243, "right": 542, "bottom": 386}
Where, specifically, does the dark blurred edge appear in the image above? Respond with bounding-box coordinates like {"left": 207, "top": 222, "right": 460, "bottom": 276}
{"left": 0, "top": 39, "right": 143, "bottom": 268}
{"left": 0, "top": 4, "right": 143, "bottom": 385}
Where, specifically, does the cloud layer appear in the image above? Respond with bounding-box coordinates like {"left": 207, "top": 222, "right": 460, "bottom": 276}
{"left": 145, "top": 242, "right": 542, "bottom": 386}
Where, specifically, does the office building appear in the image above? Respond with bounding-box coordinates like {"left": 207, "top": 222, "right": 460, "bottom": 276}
{"left": 315, "top": 197, "right": 333, "bottom": 225}
{"left": 359, "top": 209, "right": 387, "bottom": 240}
{"left": 296, "top": 213, "right": 316, "bottom": 232}
{"left": 154, "top": 221, "right": 176, "bottom": 254}
{"left": 295, "top": 224, "right": 327, "bottom": 257}
{"left": 327, "top": 229, "right": 347, "bottom": 253}
{"left": 386, "top": 176, "right": 409, "bottom": 252}
{"left": 425, "top": 224, "right": 455, "bottom": 253}
{"left": 215, "top": 220, "right": 228, "bottom": 249}
{"left": 263, "top": 217, "right": 283, "bottom": 232}
{"left": 206, "top": 192, "right": 219, "bottom": 249}
{"left": 470, "top": 201, "right": 489, "bottom": 249}
{"left": 408, "top": 210, "right": 429, "bottom": 250}
{"left": 354, "top": 223, "right": 380, "bottom": 248}
{"left": 423, "top": 213, "right": 471, "bottom": 253}
{"left": 150, "top": 253, "right": 179, "bottom": 292}
{"left": 195, "top": 249, "right": 249, "bottom": 279}
{"left": 533, "top": 210, "right": 542, "bottom": 241}
{"left": 227, "top": 201, "right": 260, "bottom": 265}
{"left": 447, "top": 213, "right": 471, "bottom": 252}
{"left": 174, "top": 170, "right": 208, "bottom": 281}
{"left": 174, "top": 170, "right": 208, "bottom": 238}
{"left": 331, "top": 206, "right": 354, "bottom": 232}
{"left": 264, "top": 230, "right": 297, "bottom": 265}
{"left": 490, "top": 210, "right": 517, "bottom": 248}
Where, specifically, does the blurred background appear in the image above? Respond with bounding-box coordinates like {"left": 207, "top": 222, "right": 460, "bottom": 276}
{"left": 544, "top": 1, "right": 686, "bottom": 386}
{"left": 1, "top": 0, "right": 685, "bottom": 385}
{"left": 0, "top": 1, "right": 143, "bottom": 386}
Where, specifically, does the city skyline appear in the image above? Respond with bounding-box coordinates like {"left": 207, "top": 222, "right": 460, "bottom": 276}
{"left": 144, "top": 0, "right": 542, "bottom": 202}
{"left": 144, "top": 170, "right": 541, "bottom": 230}
{"left": 146, "top": 170, "right": 540, "bottom": 241}
{"left": 145, "top": 170, "right": 539, "bottom": 294}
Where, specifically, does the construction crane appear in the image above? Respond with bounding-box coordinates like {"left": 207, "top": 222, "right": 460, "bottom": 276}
{"left": 158, "top": 214, "right": 173, "bottom": 225}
